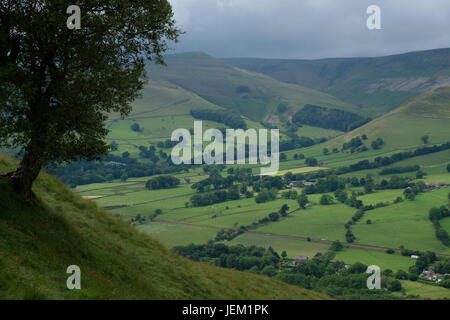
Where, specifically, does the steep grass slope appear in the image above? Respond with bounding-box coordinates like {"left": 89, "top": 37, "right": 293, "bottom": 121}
{"left": 0, "top": 155, "right": 328, "bottom": 300}
{"left": 330, "top": 86, "right": 450, "bottom": 151}
{"left": 149, "top": 52, "right": 360, "bottom": 121}
{"left": 224, "top": 48, "right": 450, "bottom": 116}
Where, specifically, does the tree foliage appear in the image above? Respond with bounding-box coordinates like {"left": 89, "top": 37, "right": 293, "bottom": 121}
{"left": 0, "top": 1, "right": 180, "bottom": 199}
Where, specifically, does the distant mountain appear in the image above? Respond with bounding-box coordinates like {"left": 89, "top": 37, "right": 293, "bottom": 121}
{"left": 147, "top": 52, "right": 360, "bottom": 122}
{"left": 224, "top": 48, "right": 450, "bottom": 117}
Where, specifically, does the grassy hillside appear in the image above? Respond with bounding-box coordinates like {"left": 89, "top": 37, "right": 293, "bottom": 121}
{"left": 0, "top": 155, "right": 328, "bottom": 300}
{"left": 148, "top": 52, "right": 360, "bottom": 121}
{"left": 224, "top": 48, "right": 450, "bottom": 117}
{"left": 327, "top": 86, "right": 450, "bottom": 151}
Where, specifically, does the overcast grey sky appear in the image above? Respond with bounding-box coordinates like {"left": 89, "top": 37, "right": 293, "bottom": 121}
{"left": 168, "top": 0, "right": 450, "bottom": 59}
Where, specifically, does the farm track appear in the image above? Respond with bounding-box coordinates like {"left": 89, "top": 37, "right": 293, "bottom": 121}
{"left": 154, "top": 218, "right": 450, "bottom": 258}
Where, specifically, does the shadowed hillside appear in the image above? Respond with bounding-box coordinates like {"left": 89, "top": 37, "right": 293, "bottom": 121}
{"left": 224, "top": 48, "right": 450, "bottom": 117}
{"left": 148, "top": 52, "right": 360, "bottom": 121}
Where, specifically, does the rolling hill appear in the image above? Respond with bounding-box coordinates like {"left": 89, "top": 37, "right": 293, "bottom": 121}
{"left": 0, "top": 155, "right": 328, "bottom": 300}
{"left": 148, "top": 52, "right": 360, "bottom": 121}
{"left": 224, "top": 48, "right": 450, "bottom": 117}
{"left": 328, "top": 86, "right": 450, "bottom": 151}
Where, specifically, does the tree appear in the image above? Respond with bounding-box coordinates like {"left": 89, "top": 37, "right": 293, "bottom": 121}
{"left": 120, "top": 173, "right": 128, "bottom": 182}
{"left": 395, "top": 270, "right": 408, "bottom": 280}
{"left": 130, "top": 123, "right": 141, "bottom": 132}
{"left": 305, "top": 157, "right": 318, "bottom": 167}
{"left": 320, "top": 194, "right": 333, "bottom": 205}
{"left": 297, "top": 194, "right": 309, "bottom": 209}
{"left": 268, "top": 212, "right": 280, "bottom": 221}
{"left": 279, "top": 204, "right": 289, "bottom": 216}
{"left": 281, "top": 250, "right": 287, "bottom": 259}
{"left": 334, "top": 189, "right": 348, "bottom": 203}
{"left": 421, "top": 135, "right": 429, "bottom": 144}
{"left": 387, "top": 279, "right": 402, "bottom": 292}
{"left": 404, "top": 187, "right": 415, "bottom": 201}
{"left": 0, "top": 1, "right": 180, "bottom": 200}
{"left": 364, "top": 175, "right": 375, "bottom": 193}
{"left": 416, "top": 170, "right": 426, "bottom": 179}
{"left": 277, "top": 103, "right": 287, "bottom": 113}
{"left": 260, "top": 265, "right": 277, "bottom": 277}
{"left": 330, "top": 240, "right": 343, "bottom": 252}
{"left": 447, "top": 164, "right": 450, "bottom": 173}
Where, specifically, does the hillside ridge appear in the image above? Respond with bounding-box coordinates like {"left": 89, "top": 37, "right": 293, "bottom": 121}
{"left": 223, "top": 47, "right": 450, "bottom": 116}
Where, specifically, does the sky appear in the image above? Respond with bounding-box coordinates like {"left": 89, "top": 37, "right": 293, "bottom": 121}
{"left": 168, "top": 0, "right": 450, "bottom": 59}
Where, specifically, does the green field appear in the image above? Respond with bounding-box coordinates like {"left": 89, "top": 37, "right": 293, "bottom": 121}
{"left": 229, "top": 233, "right": 330, "bottom": 258}
{"left": 395, "top": 281, "right": 450, "bottom": 300}
{"left": 137, "top": 222, "right": 218, "bottom": 247}
{"left": 256, "top": 204, "right": 355, "bottom": 242}
{"left": 353, "top": 188, "right": 450, "bottom": 254}
{"left": 334, "top": 248, "right": 415, "bottom": 272}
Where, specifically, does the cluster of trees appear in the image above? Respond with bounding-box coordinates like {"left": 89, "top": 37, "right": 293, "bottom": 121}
{"left": 303, "top": 175, "right": 346, "bottom": 194}
{"left": 305, "top": 157, "right": 319, "bottom": 167}
{"left": 253, "top": 176, "right": 284, "bottom": 192}
{"left": 235, "top": 85, "right": 251, "bottom": 94}
{"left": 145, "top": 175, "right": 180, "bottom": 190}
{"left": 190, "top": 109, "right": 247, "bottom": 129}
{"left": 379, "top": 165, "right": 420, "bottom": 175}
{"left": 281, "top": 190, "right": 299, "bottom": 200}
{"left": 378, "top": 176, "right": 413, "bottom": 190}
{"left": 292, "top": 104, "right": 369, "bottom": 132}
{"left": 279, "top": 136, "right": 317, "bottom": 152}
{"left": 138, "top": 145, "right": 163, "bottom": 162}
{"left": 174, "top": 243, "right": 280, "bottom": 274}
{"left": 405, "top": 251, "right": 450, "bottom": 288}
{"left": 192, "top": 168, "right": 255, "bottom": 194}
{"left": 342, "top": 136, "right": 363, "bottom": 151}
{"left": 429, "top": 203, "right": 450, "bottom": 246}
{"left": 192, "top": 171, "right": 236, "bottom": 192}
{"left": 280, "top": 123, "right": 327, "bottom": 153}
{"left": 157, "top": 139, "right": 177, "bottom": 149}
{"left": 277, "top": 103, "right": 288, "bottom": 113}
{"left": 402, "top": 181, "right": 427, "bottom": 201}
{"left": 175, "top": 243, "right": 398, "bottom": 299}
{"left": 335, "top": 142, "right": 450, "bottom": 175}
{"left": 255, "top": 188, "right": 278, "bottom": 203}
{"left": 371, "top": 138, "right": 385, "bottom": 150}
{"left": 50, "top": 154, "right": 188, "bottom": 187}
{"left": 130, "top": 123, "right": 142, "bottom": 132}
{"left": 322, "top": 147, "right": 339, "bottom": 155}
{"left": 190, "top": 186, "right": 244, "bottom": 207}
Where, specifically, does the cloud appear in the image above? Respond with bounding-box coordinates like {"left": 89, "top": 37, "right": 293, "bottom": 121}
{"left": 168, "top": 0, "right": 450, "bottom": 59}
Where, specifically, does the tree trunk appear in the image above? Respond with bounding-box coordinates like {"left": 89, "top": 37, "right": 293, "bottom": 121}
{"left": 2, "top": 152, "right": 43, "bottom": 201}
